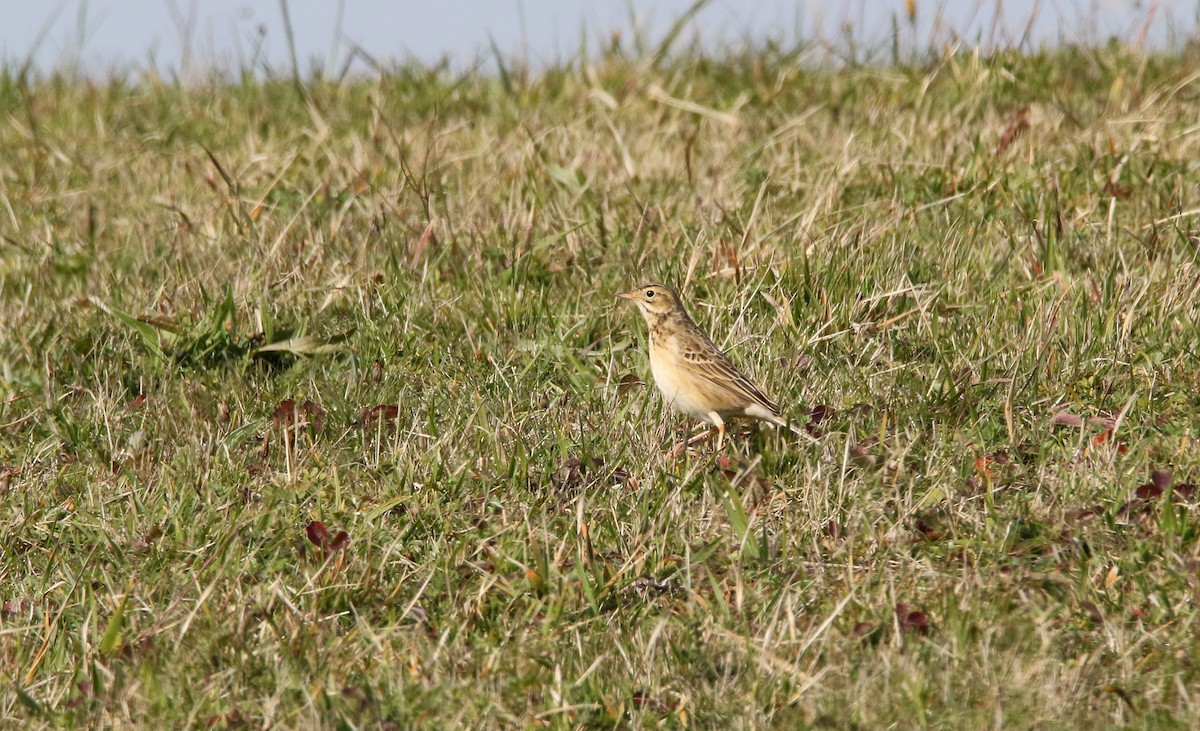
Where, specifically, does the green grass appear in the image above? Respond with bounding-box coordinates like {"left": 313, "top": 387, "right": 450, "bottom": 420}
{"left": 3, "top": 43, "right": 1200, "bottom": 728}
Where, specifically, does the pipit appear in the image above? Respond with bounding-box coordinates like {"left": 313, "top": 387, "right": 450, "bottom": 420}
{"left": 618, "top": 282, "right": 793, "bottom": 455}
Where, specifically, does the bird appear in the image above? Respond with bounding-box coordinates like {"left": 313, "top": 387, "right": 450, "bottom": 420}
{"left": 617, "top": 282, "right": 792, "bottom": 456}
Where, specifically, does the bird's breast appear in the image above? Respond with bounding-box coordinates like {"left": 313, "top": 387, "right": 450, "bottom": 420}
{"left": 648, "top": 334, "right": 711, "bottom": 420}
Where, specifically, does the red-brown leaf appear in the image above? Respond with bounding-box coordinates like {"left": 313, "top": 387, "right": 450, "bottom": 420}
{"left": 1136, "top": 483, "right": 1163, "bottom": 500}
{"left": 617, "top": 373, "right": 644, "bottom": 397}
{"left": 896, "top": 604, "right": 929, "bottom": 635}
{"left": 328, "top": 530, "right": 350, "bottom": 552}
{"left": 306, "top": 521, "right": 329, "bottom": 548}
{"left": 274, "top": 399, "right": 299, "bottom": 427}
{"left": 996, "top": 106, "right": 1030, "bottom": 154}
{"left": 300, "top": 400, "right": 325, "bottom": 431}
{"left": 808, "top": 404, "right": 834, "bottom": 426}
{"left": 360, "top": 404, "right": 400, "bottom": 427}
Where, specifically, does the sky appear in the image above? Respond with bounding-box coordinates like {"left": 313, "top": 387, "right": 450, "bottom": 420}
{"left": 0, "top": 1, "right": 1194, "bottom": 78}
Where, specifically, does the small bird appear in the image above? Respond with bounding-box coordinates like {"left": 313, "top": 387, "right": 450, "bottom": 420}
{"left": 617, "top": 282, "right": 790, "bottom": 455}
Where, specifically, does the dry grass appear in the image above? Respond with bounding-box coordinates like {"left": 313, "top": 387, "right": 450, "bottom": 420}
{"left": 2, "top": 43, "right": 1200, "bottom": 729}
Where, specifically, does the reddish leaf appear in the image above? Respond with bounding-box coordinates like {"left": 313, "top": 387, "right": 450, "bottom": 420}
{"left": 1174, "top": 483, "right": 1197, "bottom": 500}
{"left": 959, "top": 476, "right": 983, "bottom": 496}
{"left": 914, "top": 519, "right": 944, "bottom": 542}
{"left": 848, "top": 403, "right": 875, "bottom": 418}
{"left": 128, "top": 394, "right": 147, "bottom": 408}
{"left": 306, "top": 521, "right": 329, "bottom": 548}
{"left": 1115, "top": 499, "right": 1153, "bottom": 520}
{"left": 1104, "top": 181, "right": 1131, "bottom": 198}
{"left": 808, "top": 404, "right": 834, "bottom": 425}
{"left": 300, "top": 400, "right": 326, "bottom": 431}
{"left": 274, "top": 398, "right": 299, "bottom": 427}
{"left": 1065, "top": 505, "right": 1105, "bottom": 525}
{"left": 360, "top": 404, "right": 400, "bottom": 427}
{"left": 896, "top": 604, "right": 929, "bottom": 635}
{"left": 616, "top": 373, "right": 644, "bottom": 397}
{"left": 1151, "top": 469, "right": 1172, "bottom": 490}
{"left": 852, "top": 621, "right": 876, "bottom": 637}
{"left": 996, "top": 106, "right": 1030, "bottom": 154}
{"left": 1079, "top": 600, "right": 1104, "bottom": 626}
{"left": 328, "top": 530, "right": 350, "bottom": 552}
{"left": 1092, "top": 429, "right": 1128, "bottom": 453}
{"left": 1136, "top": 483, "right": 1163, "bottom": 500}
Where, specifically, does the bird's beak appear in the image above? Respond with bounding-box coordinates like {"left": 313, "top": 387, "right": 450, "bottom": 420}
{"left": 616, "top": 290, "right": 637, "bottom": 301}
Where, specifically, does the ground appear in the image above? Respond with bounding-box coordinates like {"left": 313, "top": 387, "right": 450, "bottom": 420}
{"left": 1, "top": 43, "right": 1199, "bottom": 729}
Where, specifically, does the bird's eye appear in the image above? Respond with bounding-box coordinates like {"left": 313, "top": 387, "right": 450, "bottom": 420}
{"left": 645, "top": 290, "right": 655, "bottom": 298}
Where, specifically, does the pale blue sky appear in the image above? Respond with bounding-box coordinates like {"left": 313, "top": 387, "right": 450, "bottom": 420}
{"left": 1, "top": 1, "right": 1195, "bottom": 77}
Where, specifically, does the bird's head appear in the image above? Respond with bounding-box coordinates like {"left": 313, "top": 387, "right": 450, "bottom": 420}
{"left": 617, "top": 282, "right": 682, "bottom": 320}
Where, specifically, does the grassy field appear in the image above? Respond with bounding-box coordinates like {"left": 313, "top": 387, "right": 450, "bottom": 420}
{"left": 2, "top": 41, "right": 1200, "bottom": 729}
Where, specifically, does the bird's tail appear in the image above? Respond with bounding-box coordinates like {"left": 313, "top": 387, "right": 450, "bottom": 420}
{"left": 768, "top": 414, "right": 819, "bottom": 444}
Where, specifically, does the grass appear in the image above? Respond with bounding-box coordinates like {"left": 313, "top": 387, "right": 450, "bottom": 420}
{"left": 2, "top": 40, "right": 1200, "bottom": 729}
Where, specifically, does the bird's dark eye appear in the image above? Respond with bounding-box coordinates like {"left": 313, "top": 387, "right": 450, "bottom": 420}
{"left": 645, "top": 290, "right": 655, "bottom": 298}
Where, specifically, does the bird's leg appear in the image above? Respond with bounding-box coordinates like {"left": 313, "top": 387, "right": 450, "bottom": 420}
{"left": 708, "top": 412, "right": 726, "bottom": 451}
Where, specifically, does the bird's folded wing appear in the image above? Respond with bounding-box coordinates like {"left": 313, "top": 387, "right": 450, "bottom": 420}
{"left": 680, "top": 341, "right": 780, "bottom": 416}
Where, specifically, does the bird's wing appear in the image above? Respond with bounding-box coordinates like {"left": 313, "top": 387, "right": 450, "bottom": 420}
{"left": 679, "top": 338, "right": 781, "bottom": 417}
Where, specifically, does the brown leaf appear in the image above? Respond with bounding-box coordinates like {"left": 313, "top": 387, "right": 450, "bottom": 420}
{"left": 328, "top": 530, "right": 350, "bottom": 552}
{"left": 996, "top": 106, "right": 1030, "bottom": 154}
{"left": 1079, "top": 600, "right": 1104, "bottom": 626}
{"left": 850, "top": 437, "right": 877, "bottom": 469}
{"left": 1151, "top": 469, "right": 1172, "bottom": 490}
{"left": 896, "top": 604, "right": 929, "bottom": 635}
{"left": 306, "top": 521, "right": 329, "bottom": 548}
{"left": 960, "top": 475, "right": 984, "bottom": 496}
{"left": 808, "top": 404, "right": 835, "bottom": 426}
{"left": 1065, "top": 505, "right": 1105, "bottom": 525}
{"left": 274, "top": 399, "right": 325, "bottom": 437}
{"left": 1104, "top": 181, "right": 1131, "bottom": 198}
{"left": 848, "top": 403, "right": 875, "bottom": 418}
{"left": 914, "top": 519, "right": 944, "bottom": 542}
{"left": 273, "top": 399, "right": 300, "bottom": 428}
{"left": 1049, "top": 411, "right": 1084, "bottom": 428}
{"left": 1135, "top": 482, "right": 1163, "bottom": 500}
{"left": 302, "top": 400, "right": 326, "bottom": 431}
{"left": 359, "top": 404, "right": 400, "bottom": 428}
{"left": 617, "top": 373, "right": 644, "bottom": 397}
